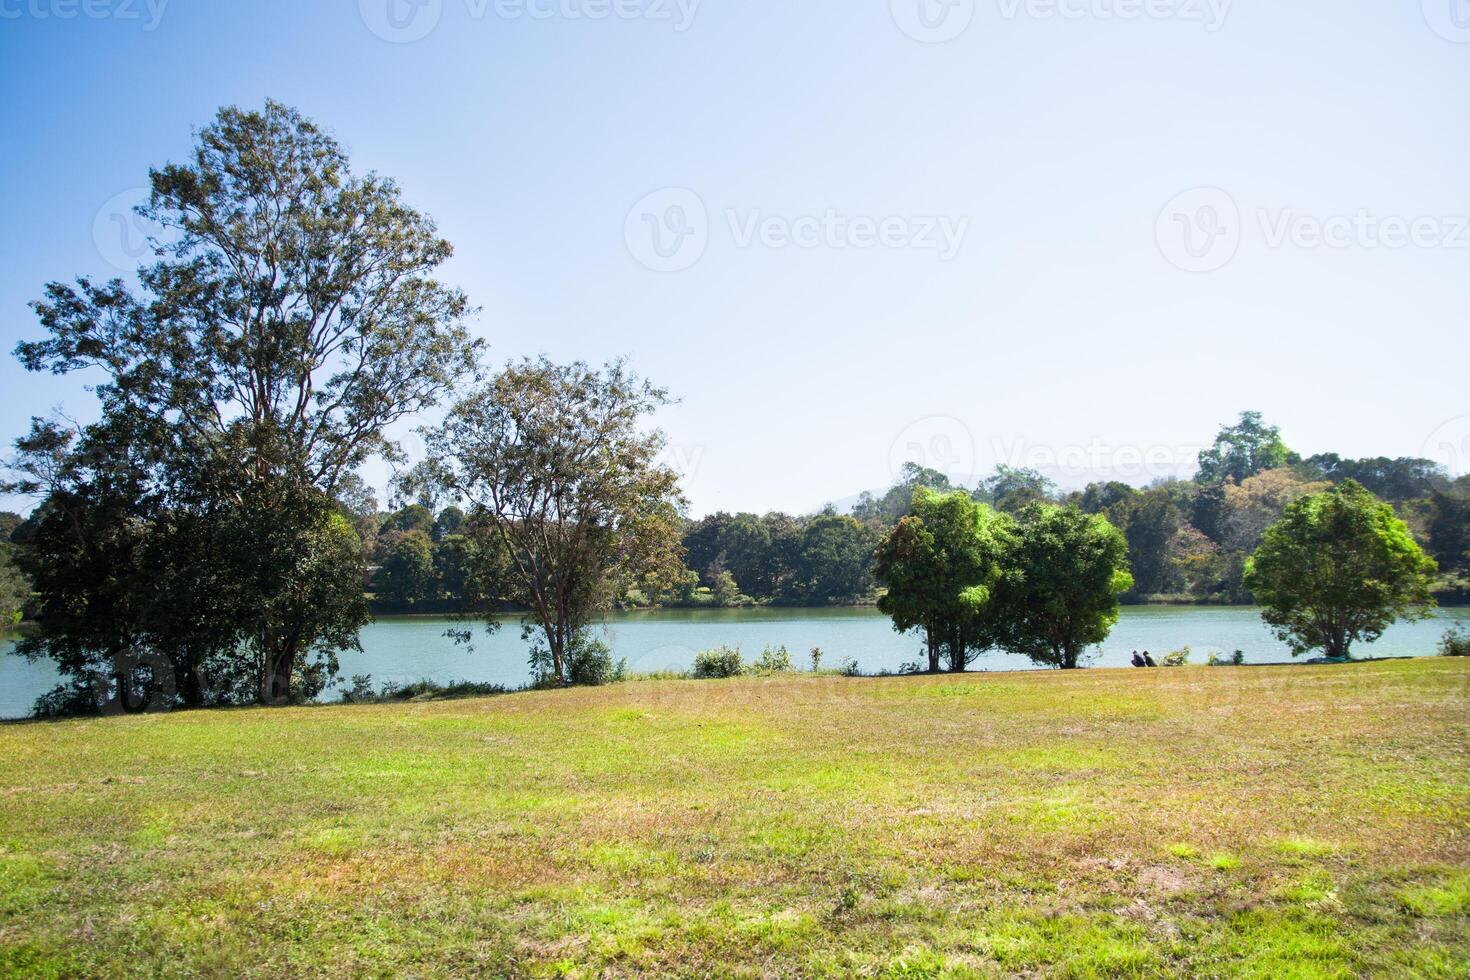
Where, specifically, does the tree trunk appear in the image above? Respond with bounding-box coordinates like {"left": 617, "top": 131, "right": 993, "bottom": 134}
{"left": 926, "top": 624, "right": 940, "bottom": 674}
{"left": 262, "top": 635, "right": 299, "bottom": 705}
{"left": 948, "top": 626, "right": 965, "bottom": 673}
{"left": 182, "top": 653, "right": 205, "bottom": 708}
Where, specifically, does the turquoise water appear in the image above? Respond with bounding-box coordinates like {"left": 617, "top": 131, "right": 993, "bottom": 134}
{"left": 3, "top": 605, "right": 1467, "bottom": 720}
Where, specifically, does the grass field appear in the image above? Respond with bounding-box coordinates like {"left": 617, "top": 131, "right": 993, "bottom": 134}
{"left": 1, "top": 659, "right": 1467, "bottom": 978}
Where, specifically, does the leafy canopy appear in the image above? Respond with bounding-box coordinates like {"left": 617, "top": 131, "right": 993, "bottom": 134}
{"left": 1244, "top": 479, "right": 1437, "bottom": 659}
{"left": 874, "top": 488, "right": 1010, "bottom": 672}
{"left": 1196, "top": 412, "right": 1297, "bottom": 485}
{"left": 985, "top": 503, "right": 1134, "bottom": 670}
{"left": 413, "top": 359, "right": 686, "bottom": 685}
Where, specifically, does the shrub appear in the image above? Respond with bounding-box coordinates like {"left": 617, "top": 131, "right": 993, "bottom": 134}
{"left": 809, "top": 647, "right": 824, "bottom": 672}
{"left": 528, "top": 630, "right": 625, "bottom": 687}
{"left": 1439, "top": 625, "right": 1470, "bottom": 658}
{"left": 567, "top": 637, "right": 627, "bottom": 687}
{"left": 752, "top": 644, "right": 795, "bottom": 674}
{"left": 838, "top": 657, "right": 863, "bottom": 677}
{"left": 339, "top": 674, "right": 378, "bottom": 704}
{"left": 1160, "top": 646, "right": 1191, "bottom": 667}
{"left": 369, "top": 679, "right": 511, "bottom": 702}
{"left": 692, "top": 646, "right": 745, "bottom": 679}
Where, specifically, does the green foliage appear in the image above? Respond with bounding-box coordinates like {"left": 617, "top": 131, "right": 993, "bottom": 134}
{"left": 682, "top": 512, "right": 776, "bottom": 594}
{"left": 692, "top": 646, "right": 746, "bottom": 679}
{"left": 874, "top": 488, "right": 1010, "bottom": 672}
{"left": 795, "top": 515, "right": 880, "bottom": 603}
{"left": 852, "top": 462, "right": 954, "bottom": 526}
{"left": 976, "top": 465, "right": 1057, "bottom": 514}
{"left": 0, "top": 543, "right": 27, "bottom": 625}
{"left": 752, "top": 645, "right": 795, "bottom": 674}
{"left": 415, "top": 359, "right": 685, "bottom": 686}
{"left": 1160, "top": 646, "right": 1191, "bottom": 667}
{"left": 1439, "top": 624, "right": 1470, "bottom": 658}
{"left": 7, "top": 100, "right": 479, "bottom": 710}
{"left": 374, "top": 530, "right": 436, "bottom": 607}
{"left": 708, "top": 566, "right": 748, "bottom": 607}
{"left": 527, "top": 631, "right": 627, "bottom": 689}
{"left": 1245, "top": 480, "right": 1438, "bottom": 659}
{"left": 566, "top": 636, "right": 628, "bottom": 687}
{"left": 985, "top": 504, "right": 1134, "bottom": 670}
{"left": 1196, "top": 411, "right": 1297, "bottom": 484}
{"left": 339, "top": 675, "right": 512, "bottom": 703}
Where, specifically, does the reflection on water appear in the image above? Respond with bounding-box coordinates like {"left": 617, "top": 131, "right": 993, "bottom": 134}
{"left": 4, "top": 606, "right": 1467, "bottom": 720}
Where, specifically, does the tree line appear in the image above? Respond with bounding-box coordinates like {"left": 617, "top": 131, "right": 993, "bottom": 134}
{"left": 869, "top": 475, "right": 1438, "bottom": 672}
{"left": 676, "top": 412, "right": 1469, "bottom": 609}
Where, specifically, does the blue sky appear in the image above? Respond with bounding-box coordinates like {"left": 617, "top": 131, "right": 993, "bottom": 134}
{"left": 1, "top": 0, "right": 1467, "bottom": 517}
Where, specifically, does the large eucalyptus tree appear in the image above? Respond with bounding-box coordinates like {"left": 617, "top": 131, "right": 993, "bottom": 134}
{"left": 11, "top": 101, "right": 481, "bottom": 705}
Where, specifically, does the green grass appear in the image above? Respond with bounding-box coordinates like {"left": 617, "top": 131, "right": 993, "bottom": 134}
{"left": 1, "top": 658, "right": 1467, "bottom": 977}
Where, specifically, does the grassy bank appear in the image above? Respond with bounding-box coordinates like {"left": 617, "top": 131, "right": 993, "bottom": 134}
{"left": 2, "top": 660, "right": 1467, "bottom": 977}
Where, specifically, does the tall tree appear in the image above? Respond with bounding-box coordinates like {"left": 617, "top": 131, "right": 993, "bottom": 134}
{"left": 853, "top": 463, "right": 955, "bottom": 526}
{"left": 1244, "top": 480, "right": 1437, "bottom": 659}
{"left": 414, "top": 359, "right": 685, "bottom": 685}
{"left": 985, "top": 504, "right": 1133, "bottom": 669}
{"left": 1196, "top": 411, "right": 1296, "bottom": 484}
{"left": 12, "top": 101, "right": 479, "bottom": 703}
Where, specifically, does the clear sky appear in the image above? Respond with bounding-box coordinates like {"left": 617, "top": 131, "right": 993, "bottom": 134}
{"left": 1, "top": 0, "right": 1466, "bottom": 517}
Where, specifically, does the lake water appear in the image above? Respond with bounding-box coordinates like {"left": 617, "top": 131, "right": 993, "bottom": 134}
{"left": 3, "top": 605, "right": 1467, "bottom": 720}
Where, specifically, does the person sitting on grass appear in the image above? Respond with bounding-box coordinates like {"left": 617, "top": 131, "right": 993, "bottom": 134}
{"left": 1143, "top": 651, "right": 1158, "bottom": 667}
{"left": 1131, "top": 651, "right": 1146, "bottom": 668}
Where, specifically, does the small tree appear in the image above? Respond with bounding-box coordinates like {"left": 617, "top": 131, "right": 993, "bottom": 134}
{"left": 986, "top": 503, "right": 1133, "bottom": 670}
{"left": 415, "top": 359, "right": 686, "bottom": 685}
{"left": 1244, "top": 480, "right": 1437, "bottom": 660}
{"left": 873, "top": 488, "right": 1009, "bottom": 673}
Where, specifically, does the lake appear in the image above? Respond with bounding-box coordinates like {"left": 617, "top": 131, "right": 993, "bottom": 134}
{"left": 3, "top": 605, "right": 1467, "bottom": 720}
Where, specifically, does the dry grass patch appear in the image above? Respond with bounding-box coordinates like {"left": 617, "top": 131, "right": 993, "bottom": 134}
{"left": 0, "top": 658, "right": 1467, "bottom": 976}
